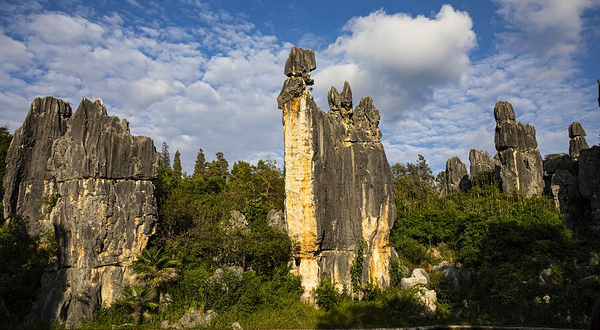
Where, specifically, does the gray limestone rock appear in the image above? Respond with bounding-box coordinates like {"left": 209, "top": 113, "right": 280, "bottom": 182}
{"left": 469, "top": 149, "right": 493, "bottom": 179}
{"left": 568, "top": 122, "right": 589, "bottom": 160}
{"left": 340, "top": 81, "right": 353, "bottom": 109}
{"left": 267, "top": 209, "right": 286, "bottom": 233}
{"left": 400, "top": 268, "right": 430, "bottom": 289}
{"left": 3, "top": 96, "right": 158, "bottom": 327}
{"left": 327, "top": 86, "right": 341, "bottom": 111}
{"left": 445, "top": 156, "right": 470, "bottom": 192}
{"left": 493, "top": 101, "right": 544, "bottom": 197}
{"left": 3, "top": 97, "right": 72, "bottom": 233}
{"left": 283, "top": 46, "right": 316, "bottom": 85}
{"left": 278, "top": 47, "right": 395, "bottom": 301}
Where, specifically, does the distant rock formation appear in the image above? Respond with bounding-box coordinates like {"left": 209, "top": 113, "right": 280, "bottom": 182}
{"left": 445, "top": 156, "right": 469, "bottom": 193}
{"left": 493, "top": 101, "right": 544, "bottom": 197}
{"left": 568, "top": 122, "right": 589, "bottom": 160}
{"left": 469, "top": 149, "right": 493, "bottom": 179}
{"left": 277, "top": 47, "right": 396, "bottom": 302}
{"left": 3, "top": 97, "right": 157, "bottom": 327}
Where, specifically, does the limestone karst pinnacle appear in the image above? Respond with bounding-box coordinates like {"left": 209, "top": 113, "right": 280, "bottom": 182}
{"left": 277, "top": 47, "right": 396, "bottom": 302}
{"left": 3, "top": 96, "right": 158, "bottom": 327}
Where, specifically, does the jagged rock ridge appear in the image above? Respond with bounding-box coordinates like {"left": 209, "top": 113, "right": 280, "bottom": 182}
{"left": 3, "top": 96, "right": 158, "bottom": 327}
{"left": 277, "top": 47, "right": 396, "bottom": 302}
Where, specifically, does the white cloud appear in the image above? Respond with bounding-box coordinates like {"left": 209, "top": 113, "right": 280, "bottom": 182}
{"left": 494, "top": 0, "right": 599, "bottom": 56}
{"left": 312, "top": 5, "right": 476, "bottom": 121}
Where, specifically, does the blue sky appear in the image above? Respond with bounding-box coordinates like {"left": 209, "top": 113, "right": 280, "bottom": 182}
{"left": 1, "top": 0, "right": 599, "bottom": 174}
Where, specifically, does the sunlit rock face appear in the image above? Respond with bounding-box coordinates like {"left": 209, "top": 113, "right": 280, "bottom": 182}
{"left": 277, "top": 47, "right": 396, "bottom": 303}
{"left": 493, "top": 101, "right": 544, "bottom": 197}
{"left": 3, "top": 97, "right": 157, "bottom": 327}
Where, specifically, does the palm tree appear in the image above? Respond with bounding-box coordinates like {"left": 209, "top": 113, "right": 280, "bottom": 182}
{"left": 118, "top": 285, "right": 158, "bottom": 325}
{"left": 131, "top": 247, "right": 180, "bottom": 303}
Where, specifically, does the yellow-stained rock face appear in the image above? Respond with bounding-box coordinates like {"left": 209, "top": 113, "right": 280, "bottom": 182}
{"left": 278, "top": 47, "right": 396, "bottom": 301}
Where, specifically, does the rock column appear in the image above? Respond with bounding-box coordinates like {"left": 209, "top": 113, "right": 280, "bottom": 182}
{"left": 493, "top": 101, "right": 544, "bottom": 197}
{"left": 277, "top": 47, "right": 396, "bottom": 302}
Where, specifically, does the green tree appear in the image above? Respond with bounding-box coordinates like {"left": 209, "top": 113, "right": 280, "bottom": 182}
{"left": 131, "top": 247, "right": 180, "bottom": 302}
{"left": 118, "top": 285, "right": 158, "bottom": 325}
{"left": 208, "top": 152, "right": 229, "bottom": 179}
{"left": 173, "top": 150, "right": 182, "bottom": 178}
{"left": 193, "top": 148, "right": 206, "bottom": 178}
{"left": 160, "top": 142, "right": 171, "bottom": 169}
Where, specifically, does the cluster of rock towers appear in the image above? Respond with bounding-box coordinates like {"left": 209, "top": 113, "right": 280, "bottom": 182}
{"left": 444, "top": 101, "right": 600, "bottom": 230}
{"left": 2, "top": 46, "right": 598, "bottom": 327}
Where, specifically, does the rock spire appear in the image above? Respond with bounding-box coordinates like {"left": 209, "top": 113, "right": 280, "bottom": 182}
{"left": 277, "top": 47, "right": 396, "bottom": 302}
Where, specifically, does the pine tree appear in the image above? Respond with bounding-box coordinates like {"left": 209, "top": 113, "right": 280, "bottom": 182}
{"left": 160, "top": 142, "right": 171, "bottom": 169}
{"left": 173, "top": 150, "right": 182, "bottom": 178}
{"left": 193, "top": 148, "right": 206, "bottom": 178}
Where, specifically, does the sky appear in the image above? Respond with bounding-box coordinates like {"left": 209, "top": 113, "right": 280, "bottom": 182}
{"left": 0, "top": 0, "right": 599, "bottom": 174}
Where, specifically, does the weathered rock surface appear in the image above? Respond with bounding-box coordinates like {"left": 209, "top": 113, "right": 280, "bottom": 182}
{"left": 445, "top": 156, "right": 470, "bottom": 192}
{"left": 266, "top": 209, "right": 286, "bottom": 233}
{"left": 568, "top": 122, "right": 589, "bottom": 160}
{"left": 278, "top": 47, "right": 395, "bottom": 302}
{"left": 3, "top": 97, "right": 72, "bottom": 233}
{"left": 493, "top": 101, "right": 544, "bottom": 197}
{"left": 400, "top": 268, "right": 430, "bottom": 290}
{"left": 469, "top": 149, "right": 493, "bottom": 179}
{"left": 3, "top": 96, "right": 158, "bottom": 327}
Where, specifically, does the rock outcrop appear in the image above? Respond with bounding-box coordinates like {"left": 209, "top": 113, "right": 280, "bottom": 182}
{"left": 3, "top": 97, "right": 72, "bottom": 233}
{"left": 277, "top": 47, "right": 396, "bottom": 302}
{"left": 445, "top": 157, "right": 470, "bottom": 193}
{"left": 3, "top": 97, "right": 158, "bottom": 327}
{"left": 493, "top": 101, "right": 544, "bottom": 197}
{"left": 469, "top": 149, "right": 493, "bottom": 179}
{"left": 568, "top": 122, "right": 589, "bottom": 160}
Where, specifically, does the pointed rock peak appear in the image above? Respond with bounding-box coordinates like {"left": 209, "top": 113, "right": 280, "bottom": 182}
{"left": 328, "top": 86, "right": 341, "bottom": 111}
{"left": 341, "top": 81, "right": 352, "bottom": 109}
{"left": 494, "top": 101, "right": 515, "bottom": 122}
{"left": 568, "top": 122, "right": 586, "bottom": 138}
{"left": 284, "top": 47, "right": 316, "bottom": 85}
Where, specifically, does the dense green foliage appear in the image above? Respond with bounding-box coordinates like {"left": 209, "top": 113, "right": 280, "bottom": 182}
{"left": 389, "top": 156, "right": 600, "bottom": 326}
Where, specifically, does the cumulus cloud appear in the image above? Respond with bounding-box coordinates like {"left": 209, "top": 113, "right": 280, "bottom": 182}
{"left": 312, "top": 5, "right": 476, "bottom": 122}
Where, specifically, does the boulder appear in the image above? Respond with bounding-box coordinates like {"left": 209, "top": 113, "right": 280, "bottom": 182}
{"left": 432, "top": 261, "right": 470, "bottom": 288}
{"left": 417, "top": 289, "right": 437, "bottom": 314}
{"left": 400, "top": 268, "right": 430, "bottom": 290}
